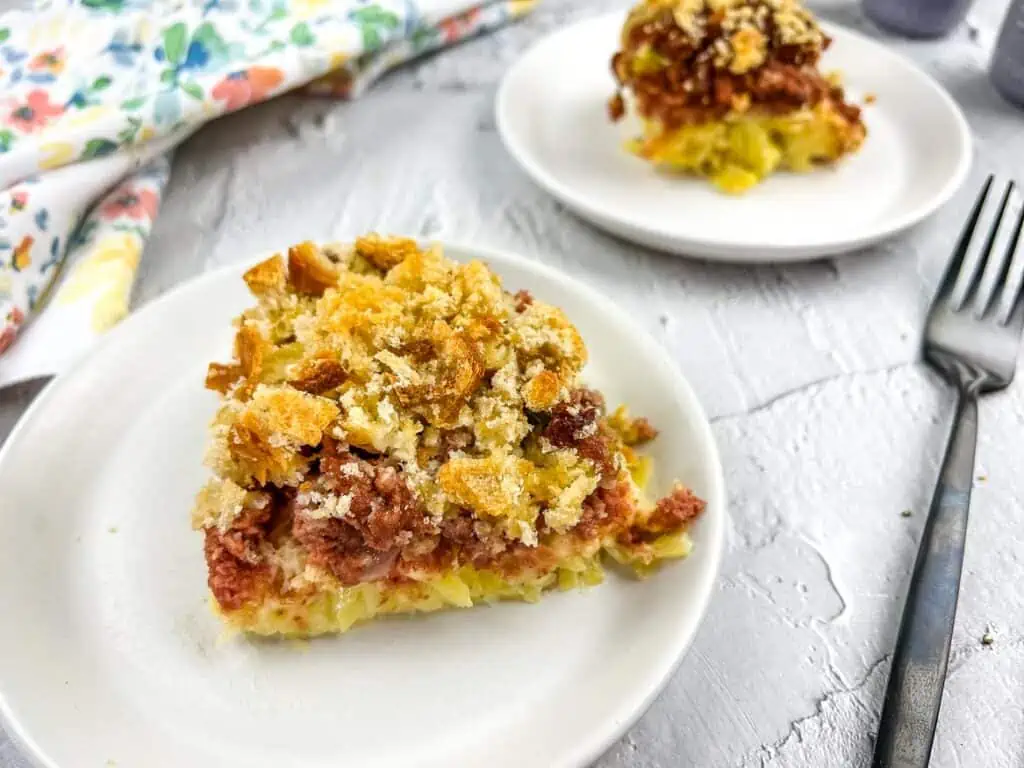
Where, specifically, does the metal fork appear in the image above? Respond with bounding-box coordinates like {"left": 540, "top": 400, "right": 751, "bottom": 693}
{"left": 872, "top": 175, "right": 1024, "bottom": 768}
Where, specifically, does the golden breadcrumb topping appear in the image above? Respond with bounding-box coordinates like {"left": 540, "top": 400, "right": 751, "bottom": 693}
{"left": 201, "top": 236, "right": 599, "bottom": 544}
{"left": 632, "top": 0, "right": 824, "bottom": 77}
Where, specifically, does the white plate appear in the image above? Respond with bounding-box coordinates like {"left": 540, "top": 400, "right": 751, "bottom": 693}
{"left": 496, "top": 13, "right": 972, "bottom": 261}
{"left": 0, "top": 243, "right": 725, "bottom": 768}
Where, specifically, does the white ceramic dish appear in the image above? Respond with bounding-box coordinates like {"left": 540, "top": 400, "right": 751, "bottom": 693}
{"left": 496, "top": 13, "right": 972, "bottom": 262}
{"left": 0, "top": 243, "right": 725, "bottom": 768}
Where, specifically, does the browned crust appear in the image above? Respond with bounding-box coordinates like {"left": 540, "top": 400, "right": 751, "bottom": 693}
{"left": 204, "top": 325, "right": 265, "bottom": 395}
{"left": 289, "top": 358, "right": 347, "bottom": 395}
{"left": 205, "top": 362, "right": 242, "bottom": 395}
{"left": 243, "top": 255, "right": 286, "bottom": 295}
{"left": 288, "top": 241, "right": 339, "bottom": 296}
{"left": 354, "top": 234, "right": 421, "bottom": 271}
{"left": 393, "top": 333, "right": 486, "bottom": 426}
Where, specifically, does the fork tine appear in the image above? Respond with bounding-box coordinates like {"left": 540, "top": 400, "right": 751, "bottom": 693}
{"left": 994, "top": 189, "right": 1024, "bottom": 325}
{"left": 1005, "top": 287, "right": 1024, "bottom": 340}
{"left": 960, "top": 179, "right": 1015, "bottom": 312}
{"left": 936, "top": 175, "right": 994, "bottom": 308}
{"left": 972, "top": 180, "right": 1021, "bottom": 317}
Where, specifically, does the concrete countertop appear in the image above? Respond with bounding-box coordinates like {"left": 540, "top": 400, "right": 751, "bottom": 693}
{"left": 2, "top": 0, "right": 1024, "bottom": 765}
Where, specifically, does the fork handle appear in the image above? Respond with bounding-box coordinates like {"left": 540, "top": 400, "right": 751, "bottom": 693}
{"left": 872, "top": 390, "right": 978, "bottom": 768}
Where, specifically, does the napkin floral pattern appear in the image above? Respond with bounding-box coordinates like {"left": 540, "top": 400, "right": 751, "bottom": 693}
{"left": 54, "top": 155, "right": 170, "bottom": 333}
{"left": 0, "top": 0, "right": 536, "bottom": 384}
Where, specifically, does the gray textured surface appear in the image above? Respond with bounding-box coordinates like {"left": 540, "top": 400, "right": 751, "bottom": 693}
{"left": 3, "top": 0, "right": 1024, "bottom": 765}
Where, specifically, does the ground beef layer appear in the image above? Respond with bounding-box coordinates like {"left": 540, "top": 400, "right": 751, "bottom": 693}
{"left": 203, "top": 389, "right": 705, "bottom": 612}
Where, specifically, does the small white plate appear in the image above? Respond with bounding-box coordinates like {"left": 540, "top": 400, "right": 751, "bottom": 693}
{"left": 496, "top": 13, "right": 972, "bottom": 262}
{"left": 0, "top": 243, "right": 725, "bottom": 768}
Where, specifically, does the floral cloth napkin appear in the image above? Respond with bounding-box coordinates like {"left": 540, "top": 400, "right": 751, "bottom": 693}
{"left": 0, "top": 0, "right": 536, "bottom": 387}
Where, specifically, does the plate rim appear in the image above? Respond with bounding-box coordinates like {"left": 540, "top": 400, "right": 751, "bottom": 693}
{"left": 0, "top": 240, "right": 726, "bottom": 768}
{"left": 495, "top": 12, "right": 973, "bottom": 262}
